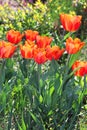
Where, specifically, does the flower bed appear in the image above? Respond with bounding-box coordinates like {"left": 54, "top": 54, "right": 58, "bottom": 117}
{"left": 0, "top": 1, "right": 87, "bottom": 130}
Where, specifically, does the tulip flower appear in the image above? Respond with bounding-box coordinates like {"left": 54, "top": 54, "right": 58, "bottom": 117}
{"left": 25, "top": 30, "right": 39, "bottom": 41}
{"left": 60, "top": 13, "right": 82, "bottom": 32}
{"left": 66, "top": 37, "right": 85, "bottom": 54}
{"left": 72, "top": 61, "right": 87, "bottom": 76}
{"left": 36, "top": 35, "right": 52, "bottom": 48}
{"left": 46, "top": 45, "right": 65, "bottom": 60}
{"left": 20, "top": 40, "right": 36, "bottom": 59}
{"left": 0, "top": 41, "right": 16, "bottom": 58}
{"left": 33, "top": 48, "right": 47, "bottom": 64}
{"left": 6, "top": 30, "right": 23, "bottom": 44}
{"left": 25, "top": 40, "right": 35, "bottom": 47}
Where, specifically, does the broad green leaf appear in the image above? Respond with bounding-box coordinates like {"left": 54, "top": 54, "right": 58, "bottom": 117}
{"left": 22, "top": 115, "right": 26, "bottom": 130}
{"left": 29, "top": 111, "right": 40, "bottom": 124}
{"left": 39, "top": 95, "right": 43, "bottom": 103}
{"left": 47, "top": 110, "right": 53, "bottom": 116}
{"left": 18, "top": 123, "right": 23, "bottom": 130}
{"left": 63, "top": 32, "right": 71, "bottom": 41}
{"left": 49, "top": 86, "right": 55, "bottom": 96}
{"left": 69, "top": 51, "right": 80, "bottom": 68}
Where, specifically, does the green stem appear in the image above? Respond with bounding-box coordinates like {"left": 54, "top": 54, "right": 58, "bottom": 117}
{"left": 0, "top": 59, "right": 6, "bottom": 89}
{"left": 79, "top": 75, "right": 87, "bottom": 104}
{"left": 8, "top": 108, "right": 13, "bottom": 130}
{"left": 61, "top": 54, "right": 71, "bottom": 91}
{"left": 38, "top": 64, "right": 41, "bottom": 94}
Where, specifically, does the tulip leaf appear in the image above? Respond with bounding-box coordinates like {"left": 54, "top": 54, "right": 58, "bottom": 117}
{"left": 39, "top": 95, "right": 43, "bottom": 103}
{"left": 29, "top": 111, "right": 40, "bottom": 124}
{"left": 69, "top": 51, "right": 80, "bottom": 68}
{"left": 63, "top": 32, "right": 72, "bottom": 41}
{"left": 17, "top": 124, "right": 22, "bottom": 130}
{"left": 21, "top": 115, "right": 26, "bottom": 130}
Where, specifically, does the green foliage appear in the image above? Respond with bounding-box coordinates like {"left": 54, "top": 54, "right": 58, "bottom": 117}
{"left": 0, "top": 53, "right": 87, "bottom": 129}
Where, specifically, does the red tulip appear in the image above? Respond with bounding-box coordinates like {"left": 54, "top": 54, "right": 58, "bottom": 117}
{"left": 46, "top": 45, "right": 64, "bottom": 60}
{"left": 20, "top": 40, "right": 36, "bottom": 59}
{"left": 6, "top": 30, "right": 23, "bottom": 44}
{"left": 36, "top": 35, "right": 52, "bottom": 48}
{"left": 33, "top": 48, "right": 47, "bottom": 64}
{"left": 60, "top": 14, "right": 82, "bottom": 32}
{"left": 0, "top": 41, "right": 16, "bottom": 58}
{"left": 72, "top": 61, "right": 87, "bottom": 76}
{"left": 66, "top": 37, "right": 85, "bottom": 54}
{"left": 25, "top": 30, "right": 39, "bottom": 41}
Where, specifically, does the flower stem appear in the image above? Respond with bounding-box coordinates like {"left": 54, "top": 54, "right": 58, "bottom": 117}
{"left": 0, "top": 59, "right": 6, "bottom": 89}
{"left": 38, "top": 64, "right": 41, "bottom": 94}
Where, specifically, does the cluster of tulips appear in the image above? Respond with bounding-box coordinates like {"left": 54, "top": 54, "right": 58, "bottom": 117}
{"left": 0, "top": 13, "right": 87, "bottom": 76}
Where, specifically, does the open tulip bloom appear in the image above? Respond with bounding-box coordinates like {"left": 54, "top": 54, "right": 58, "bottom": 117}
{"left": 60, "top": 13, "right": 82, "bottom": 32}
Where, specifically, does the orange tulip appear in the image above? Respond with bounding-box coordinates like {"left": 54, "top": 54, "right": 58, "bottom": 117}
{"left": 25, "top": 30, "right": 39, "bottom": 41}
{"left": 20, "top": 41, "right": 36, "bottom": 59}
{"left": 25, "top": 40, "right": 35, "bottom": 47}
{"left": 36, "top": 35, "right": 52, "bottom": 48}
{"left": 46, "top": 45, "right": 64, "bottom": 60}
{"left": 72, "top": 61, "right": 87, "bottom": 76}
{"left": 60, "top": 14, "right": 82, "bottom": 32}
{"left": 66, "top": 37, "right": 85, "bottom": 54}
{"left": 33, "top": 48, "right": 47, "bottom": 64}
{"left": 6, "top": 30, "right": 23, "bottom": 44}
{"left": 0, "top": 41, "right": 16, "bottom": 58}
